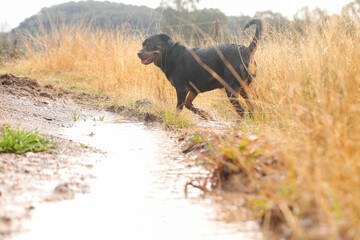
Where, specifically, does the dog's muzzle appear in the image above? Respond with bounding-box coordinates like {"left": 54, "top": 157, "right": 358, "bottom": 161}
{"left": 138, "top": 51, "right": 157, "bottom": 65}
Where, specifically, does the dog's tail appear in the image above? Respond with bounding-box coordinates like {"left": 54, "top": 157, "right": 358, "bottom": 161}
{"left": 244, "top": 19, "right": 266, "bottom": 57}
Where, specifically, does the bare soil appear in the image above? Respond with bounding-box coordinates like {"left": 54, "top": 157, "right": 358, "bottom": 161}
{"left": 0, "top": 73, "right": 113, "bottom": 237}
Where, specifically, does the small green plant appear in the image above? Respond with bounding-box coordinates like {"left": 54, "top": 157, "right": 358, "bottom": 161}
{"left": 190, "top": 133, "right": 203, "bottom": 143}
{"left": 0, "top": 124, "right": 54, "bottom": 154}
{"left": 93, "top": 115, "right": 105, "bottom": 121}
{"left": 73, "top": 114, "right": 80, "bottom": 121}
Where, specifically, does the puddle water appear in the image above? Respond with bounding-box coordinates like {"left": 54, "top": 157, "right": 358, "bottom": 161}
{"left": 14, "top": 117, "right": 262, "bottom": 240}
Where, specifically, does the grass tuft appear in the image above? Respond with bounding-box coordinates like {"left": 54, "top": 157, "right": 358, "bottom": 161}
{"left": 0, "top": 124, "right": 54, "bottom": 154}
{"left": 72, "top": 114, "right": 80, "bottom": 121}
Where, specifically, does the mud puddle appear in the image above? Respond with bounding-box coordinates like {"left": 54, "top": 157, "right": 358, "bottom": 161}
{"left": 13, "top": 116, "right": 262, "bottom": 240}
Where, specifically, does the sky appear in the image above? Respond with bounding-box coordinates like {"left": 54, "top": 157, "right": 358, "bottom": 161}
{"left": 0, "top": 0, "right": 354, "bottom": 31}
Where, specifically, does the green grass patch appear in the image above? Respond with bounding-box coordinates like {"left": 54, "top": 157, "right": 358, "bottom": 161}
{"left": 0, "top": 124, "right": 54, "bottom": 154}
{"left": 154, "top": 108, "right": 195, "bottom": 129}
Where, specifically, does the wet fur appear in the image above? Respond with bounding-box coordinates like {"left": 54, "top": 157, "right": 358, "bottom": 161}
{"left": 137, "top": 19, "right": 265, "bottom": 119}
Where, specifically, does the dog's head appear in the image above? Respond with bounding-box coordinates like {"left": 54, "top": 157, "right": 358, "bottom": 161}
{"left": 137, "top": 34, "right": 173, "bottom": 66}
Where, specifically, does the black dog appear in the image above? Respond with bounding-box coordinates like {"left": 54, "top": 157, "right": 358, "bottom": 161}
{"left": 137, "top": 19, "right": 265, "bottom": 119}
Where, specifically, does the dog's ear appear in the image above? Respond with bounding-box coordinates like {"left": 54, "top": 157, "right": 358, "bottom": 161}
{"left": 158, "top": 34, "right": 173, "bottom": 44}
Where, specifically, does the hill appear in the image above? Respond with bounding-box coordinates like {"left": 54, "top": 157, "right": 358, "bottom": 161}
{"left": 12, "top": 1, "right": 160, "bottom": 36}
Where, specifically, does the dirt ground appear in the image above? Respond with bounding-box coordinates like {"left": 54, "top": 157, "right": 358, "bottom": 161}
{"left": 0, "top": 73, "right": 117, "bottom": 237}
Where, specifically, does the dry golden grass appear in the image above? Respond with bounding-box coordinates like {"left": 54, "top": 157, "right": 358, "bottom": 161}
{"left": 3, "top": 16, "right": 360, "bottom": 239}
{"left": 22, "top": 25, "right": 174, "bottom": 102}
{"left": 253, "top": 17, "right": 360, "bottom": 239}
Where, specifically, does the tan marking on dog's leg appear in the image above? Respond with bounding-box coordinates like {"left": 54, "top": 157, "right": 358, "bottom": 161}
{"left": 185, "top": 91, "right": 212, "bottom": 120}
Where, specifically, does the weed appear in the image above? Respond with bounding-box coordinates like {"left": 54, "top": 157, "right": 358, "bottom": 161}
{"left": 190, "top": 133, "right": 203, "bottom": 143}
{"left": 155, "top": 108, "right": 195, "bottom": 129}
{"left": 0, "top": 124, "right": 54, "bottom": 154}
{"left": 93, "top": 116, "right": 105, "bottom": 121}
{"left": 79, "top": 143, "right": 87, "bottom": 148}
{"left": 73, "top": 114, "right": 80, "bottom": 121}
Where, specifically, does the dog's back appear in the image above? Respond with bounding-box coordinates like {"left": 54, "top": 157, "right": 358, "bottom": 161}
{"left": 183, "top": 44, "right": 249, "bottom": 92}
{"left": 185, "top": 18, "right": 265, "bottom": 93}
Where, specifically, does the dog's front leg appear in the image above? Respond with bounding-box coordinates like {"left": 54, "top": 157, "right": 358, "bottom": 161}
{"left": 176, "top": 88, "right": 188, "bottom": 112}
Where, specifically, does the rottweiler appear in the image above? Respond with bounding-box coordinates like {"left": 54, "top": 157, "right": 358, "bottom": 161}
{"left": 137, "top": 19, "right": 265, "bottom": 119}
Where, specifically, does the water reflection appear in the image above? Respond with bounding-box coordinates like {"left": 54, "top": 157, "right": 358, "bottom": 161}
{"left": 14, "top": 117, "right": 262, "bottom": 240}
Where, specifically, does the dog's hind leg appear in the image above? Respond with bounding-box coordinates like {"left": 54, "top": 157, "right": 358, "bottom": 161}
{"left": 185, "top": 91, "right": 212, "bottom": 120}
{"left": 225, "top": 89, "right": 245, "bottom": 117}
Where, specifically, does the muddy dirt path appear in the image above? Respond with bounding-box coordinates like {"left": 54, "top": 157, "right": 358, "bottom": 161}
{"left": 0, "top": 74, "right": 262, "bottom": 239}
{"left": 0, "top": 73, "right": 110, "bottom": 237}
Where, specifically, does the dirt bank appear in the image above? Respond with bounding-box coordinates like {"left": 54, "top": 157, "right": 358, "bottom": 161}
{"left": 0, "top": 73, "right": 115, "bottom": 237}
